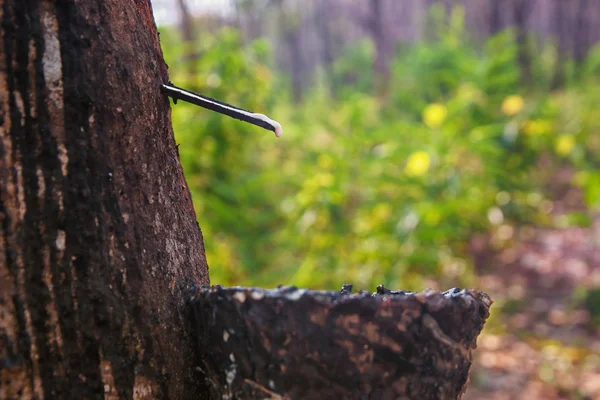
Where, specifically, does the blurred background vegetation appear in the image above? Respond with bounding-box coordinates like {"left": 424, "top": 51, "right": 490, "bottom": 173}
{"left": 156, "top": 0, "right": 600, "bottom": 398}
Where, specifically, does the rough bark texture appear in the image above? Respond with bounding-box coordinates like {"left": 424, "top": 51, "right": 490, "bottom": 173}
{"left": 512, "top": 0, "right": 535, "bottom": 84}
{"left": 0, "top": 1, "right": 209, "bottom": 399}
{"left": 369, "top": 0, "right": 389, "bottom": 86}
{"left": 190, "top": 286, "right": 492, "bottom": 400}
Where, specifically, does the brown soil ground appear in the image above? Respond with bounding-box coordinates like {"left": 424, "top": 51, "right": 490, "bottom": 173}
{"left": 465, "top": 214, "right": 600, "bottom": 399}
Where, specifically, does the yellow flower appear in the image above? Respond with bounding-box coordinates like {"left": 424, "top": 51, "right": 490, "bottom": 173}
{"left": 422, "top": 103, "right": 447, "bottom": 128}
{"left": 555, "top": 134, "right": 576, "bottom": 156}
{"left": 522, "top": 119, "right": 552, "bottom": 136}
{"left": 315, "top": 173, "right": 334, "bottom": 187}
{"left": 372, "top": 203, "right": 392, "bottom": 222}
{"left": 405, "top": 151, "right": 430, "bottom": 177}
{"left": 502, "top": 95, "right": 524, "bottom": 116}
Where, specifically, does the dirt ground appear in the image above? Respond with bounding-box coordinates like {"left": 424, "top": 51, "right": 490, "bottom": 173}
{"left": 465, "top": 215, "right": 600, "bottom": 399}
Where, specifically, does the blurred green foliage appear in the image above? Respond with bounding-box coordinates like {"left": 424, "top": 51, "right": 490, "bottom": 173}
{"left": 159, "top": 8, "right": 600, "bottom": 291}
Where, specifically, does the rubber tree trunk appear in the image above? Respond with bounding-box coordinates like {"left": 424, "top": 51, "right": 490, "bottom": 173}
{"left": 0, "top": 1, "right": 209, "bottom": 399}
{"left": 190, "top": 286, "right": 492, "bottom": 399}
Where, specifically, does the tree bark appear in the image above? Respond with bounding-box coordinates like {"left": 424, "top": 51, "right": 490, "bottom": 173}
{"left": 365, "top": 0, "right": 389, "bottom": 93}
{"left": 0, "top": 1, "right": 209, "bottom": 399}
{"left": 488, "top": 0, "right": 503, "bottom": 35}
{"left": 512, "top": 0, "right": 535, "bottom": 85}
{"left": 191, "top": 286, "right": 492, "bottom": 400}
{"left": 284, "top": 27, "right": 304, "bottom": 103}
{"left": 177, "top": 0, "right": 196, "bottom": 43}
{"left": 573, "top": 0, "right": 589, "bottom": 65}
{"left": 315, "top": 1, "right": 336, "bottom": 96}
{"left": 551, "top": 0, "right": 568, "bottom": 89}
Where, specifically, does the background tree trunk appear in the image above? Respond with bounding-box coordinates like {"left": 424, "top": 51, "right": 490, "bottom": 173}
{"left": 573, "top": 0, "right": 589, "bottom": 66}
{"left": 177, "top": 0, "right": 196, "bottom": 43}
{"left": 314, "top": 1, "right": 336, "bottom": 97}
{"left": 512, "top": 0, "right": 535, "bottom": 85}
{"left": 488, "top": 0, "right": 503, "bottom": 35}
{"left": 0, "top": 1, "right": 209, "bottom": 398}
{"left": 369, "top": 0, "right": 389, "bottom": 84}
{"left": 551, "top": 0, "right": 568, "bottom": 89}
